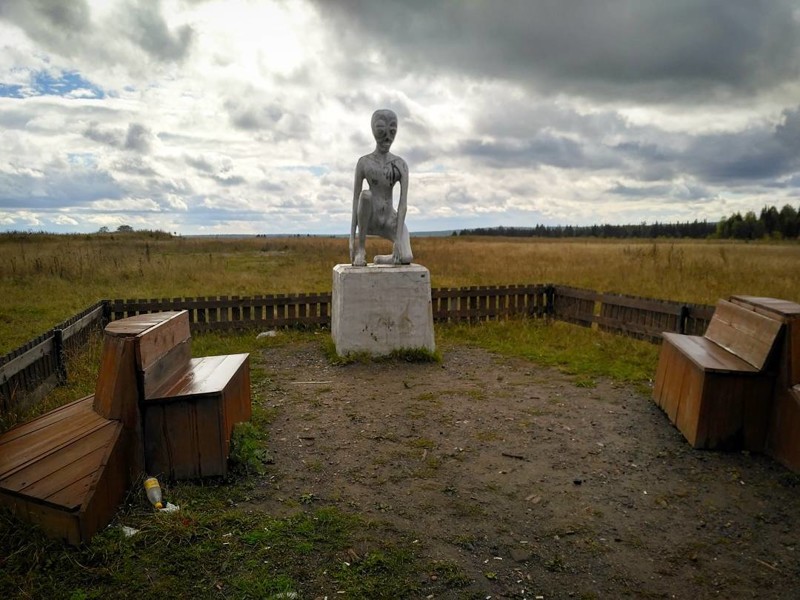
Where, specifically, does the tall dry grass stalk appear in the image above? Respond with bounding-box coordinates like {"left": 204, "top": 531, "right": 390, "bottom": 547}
{"left": 1, "top": 232, "right": 799, "bottom": 353}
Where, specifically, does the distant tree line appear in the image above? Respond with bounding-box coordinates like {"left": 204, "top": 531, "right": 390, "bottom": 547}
{"left": 456, "top": 204, "right": 800, "bottom": 240}
{"left": 715, "top": 204, "right": 799, "bottom": 240}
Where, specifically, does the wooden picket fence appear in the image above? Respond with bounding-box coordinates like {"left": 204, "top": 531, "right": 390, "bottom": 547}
{"left": 1, "top": 284, "right": 715, "bottom": 413}
{"left": 0, "top": 301, "right": 108, "bottom": 412}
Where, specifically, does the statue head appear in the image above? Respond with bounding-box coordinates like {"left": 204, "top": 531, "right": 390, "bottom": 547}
{"left": 371, "top": 109, "right": 398, "bottom": 154}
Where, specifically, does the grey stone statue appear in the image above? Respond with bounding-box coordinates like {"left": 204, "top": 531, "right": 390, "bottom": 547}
{"left": 349, "top": 109, "right": 413, "bottom": 266}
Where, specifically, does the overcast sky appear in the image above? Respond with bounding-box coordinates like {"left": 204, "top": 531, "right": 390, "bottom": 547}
{"left": 1, "top": 0, "right": 799, "bottom": 235}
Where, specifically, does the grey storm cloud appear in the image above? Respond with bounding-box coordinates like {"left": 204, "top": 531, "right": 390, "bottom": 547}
{"left": 83, "top": 122, "right": 153, "bottom": 153}
{"left": 0, "top": 166, "right": 123, "bottom": 210}
{"left": 679, "top": 106, "right": 800, "bottom": 182}
{"left": 123, "top": 0, "right": 194, "bottom": 62}
{"left": 185, "top": 155, "right": 246, "bottom": 186}
{"left": 459, "top": 131, "right": 620, "bottom": 171}
{"left": 0, "top": 0, "right": 91, "bottom": 58}
{"left": 0, "top": 0, "right": 193, "bottom": 64}
{"left": 313, "top": 0, "right": 800, "bottom": 101}
{"left": 224, "top": 99, "right": 311, "bottom": 139}
{"left": 84, "top": 122, "right": 124, "bottom": 147}
{"left": 124, "top": 123, "right": 153, "bottom": 153}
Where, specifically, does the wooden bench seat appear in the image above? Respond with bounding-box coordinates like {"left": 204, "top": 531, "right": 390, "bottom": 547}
{"left": 1, "top": 310, "right": 251, "bottom": 544}
{"left": 142, "top": 354, "right": 250, "bottom": 479}
{"left": 653, "top": 299, "right": 783, "bottom": 450}
{"left": 659, "top": 333, "right": 759, "bottom": 374}
{"left": 0, "top": 396, "right": 127, "bottom": 545}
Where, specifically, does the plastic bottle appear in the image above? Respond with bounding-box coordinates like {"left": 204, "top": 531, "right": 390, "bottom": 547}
{"left": 144, "top": 477, "right": 163, "bottom": 509}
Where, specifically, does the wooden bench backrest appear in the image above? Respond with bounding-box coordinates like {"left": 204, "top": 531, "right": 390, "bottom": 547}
{"left": 731, "top": 295, "right": 800, "bottom": 386}
{"left": 135, "top": 312, "right": 192, "bottom": 398}
{"left": 94, "top": 311, "right": 191, "bottom": 422}
{"left": 704, "top": 300, "right": 783, "bottom": 370}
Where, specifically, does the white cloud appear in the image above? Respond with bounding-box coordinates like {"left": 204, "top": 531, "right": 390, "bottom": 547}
{"left": 0, "top": 0, "right": 799, "bottom": 235}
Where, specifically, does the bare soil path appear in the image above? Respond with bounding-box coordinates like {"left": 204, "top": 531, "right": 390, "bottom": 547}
{"left": 244, "top": 340, "right": 800, "bottom": 599}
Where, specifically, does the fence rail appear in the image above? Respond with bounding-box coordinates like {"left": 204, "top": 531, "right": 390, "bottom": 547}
{"left": 0, "top": 301, "right": 107, "bottom": 413}
{"left": 1, "top": 285, "right": 716, "bottom": 413}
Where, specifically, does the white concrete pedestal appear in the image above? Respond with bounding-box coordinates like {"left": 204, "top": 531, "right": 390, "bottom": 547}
{"left": 331, "top": 263, "right": 435, "bottom": 356}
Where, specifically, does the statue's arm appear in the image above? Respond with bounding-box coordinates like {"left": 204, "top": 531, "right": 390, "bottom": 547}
{"left": 350, "top": 158, "right": 364, "bottom": 259}
{"left": 395, "top": 158, "right": 409, "bottom": 241}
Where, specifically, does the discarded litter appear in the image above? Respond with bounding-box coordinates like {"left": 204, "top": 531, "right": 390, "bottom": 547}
{"left": 158, "top": 502, "right": 180, "bottom": 513}
{"left": 257, "top": 330, "right": 278, "bottom": 339}
{"left": 144, "top": 476, "right": 163, "bottom": 509}
{"left": 120, "top": 525, "right": 140, "bottom": 537}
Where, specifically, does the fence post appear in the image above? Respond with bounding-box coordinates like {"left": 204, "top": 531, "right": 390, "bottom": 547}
{"left": 102, "top": 300, "right": 112, "bottom": 326}
{"left": 545, "top": 284, "right": 555, "bottom": 316}
{"left": 53, "top": 329, "right": 67, "bottom": 384}
{"left": 678, "top": 305, "right": 689, "bottom": 334}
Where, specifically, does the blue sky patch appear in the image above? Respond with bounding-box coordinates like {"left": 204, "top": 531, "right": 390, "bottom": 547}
{"left": 0, "top": 69, "right": 105, "bottom": 99}
{"left": 280, "top": 165, "right": 329, "bottom": 176}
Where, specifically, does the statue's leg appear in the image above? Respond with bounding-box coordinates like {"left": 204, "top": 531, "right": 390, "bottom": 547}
{"left": 354, "top": 190, "right": 371, "bottom": 266}
{"left": 374, "top": 216, "right": 413, "bottom": 265}
{"left": 395, "top": 222, "right": 413, "bottom": 264}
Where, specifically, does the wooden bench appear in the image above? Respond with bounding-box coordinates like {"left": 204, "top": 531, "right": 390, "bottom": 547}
{"left": 0, "top": 397, "right": 127, "bottom": 545}
{"left": 653, "top": 299, "right": 783, "bottom": 449}
{"left": 729, "top": 296, "right": 800, "bottom": 470}
{"left": 0, "top": 310, "right": 251, "bottom": 544}
{"left": 95, "top": 311, "right": 251, "bottom": 480}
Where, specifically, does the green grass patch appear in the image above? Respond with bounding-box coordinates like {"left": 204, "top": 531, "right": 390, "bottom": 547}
{"left": 324, "top": 336, "right": 441, "bottom": 365}
{"left": 0, "top": 492, "right": 426, "bottom": 599}
{"left": 439, "top": 317, "right": 660, "bottom": 392}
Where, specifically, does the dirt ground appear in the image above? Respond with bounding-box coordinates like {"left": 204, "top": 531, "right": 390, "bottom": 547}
{"left": 243, "top": 339, "right": 800, "bottom": 599}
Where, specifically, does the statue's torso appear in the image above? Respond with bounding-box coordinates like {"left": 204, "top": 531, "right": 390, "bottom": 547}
{"left": 362, "top": 153, "right": 405, "bottom": 201}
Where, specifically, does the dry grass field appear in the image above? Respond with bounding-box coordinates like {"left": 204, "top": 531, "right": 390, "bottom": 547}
{"left": 1, "top": 232, "right": 799, "bottom": 354}
{"left": 3, "top": 232, "right": 800, "bottom": 599}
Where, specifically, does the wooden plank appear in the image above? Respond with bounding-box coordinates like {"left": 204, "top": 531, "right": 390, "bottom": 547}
{"left": 599, "top": 293, "right": 684, "bottom": 315}
{"left": 704, "top": 300, "right": 783, "bottom": 370}
{"left": 673, "top": 362, "right": 706, "bottom": 447}
{"left": 0, "top": 396, "right": 92, "bottom": 444}
{"left": 731, "top": 296, "right": 800, "bottom": 318}
{"left": 765, "top": 385, "right": 800, "bottom": 471}
{"left": 0, "top": 336, "right": 54, "bottom": 382}
{"left": 653, "top": 338, "right": 675, "bottom": 409}
{"left": 218, "top": 356, "right": 251, "bottom": 433}
{"left": 93, "top": 335, "right": 139, "bottom": 425}
{"left": 732, "top": 296, "right": 800, "bottom": 385}
{"left": 143, "top": 405, "right": 171, "bottom": 478}
{"left": 142, "top": 340, "right": 192, "bottom": 398}
{"left": 135, "top": 311, "right": 191, "bottom": 371}
{"left": 661, "top": 333, "right": 759, "bottom": 374}
{"left": 0, "top": 410, "right": 109, "bottom": 478}
{"left": 0, "top": 424, "right": 116, "bottom": 493}
{"left": 78, "top": 423, "right": 128, "bottom": 543}
{"left": 0, "top": 492, "right": 82, "bottom": 545}
{"left": 44, "top": 472, "right": 94, "bottom": 510}
{"left": 193, "top": 395, "right": 226, "bottom": 477}
{"left": 741, "top": 376, "right": 777, "bottom": 452}
{"left": 666, "top": 348, "right": 698, "bottom": 426}
{"left": 21, "top": 446, "right": 108, "bottom": 509}
{"left": 165, "top": 401, "right": 199, "bottom": 480}
{"left": 61, "top": 304, "right": 106, "bottom": 341}
{"left": 146, "top": 354, "right": 249, "bottom": 402}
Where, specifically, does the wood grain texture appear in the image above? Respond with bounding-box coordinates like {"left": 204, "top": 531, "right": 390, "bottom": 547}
{"left": 0, "top": 397, "right": 126, "bottom": 545}
{"left": 134, "top": 311, "right": 191, "bottom": 372}
{"left": 661, "top": 333, "right": 758, "bottom": 373}
{"left": 142, "top": 354, "right": 250, "bottom": 479}
{"left": 766, "top": 386, "right": 800, "bottom": 472}
{"left": 704, "top": 300, "right": 782, "bottom": 370}
{"left": 93, "top": 335, "right": 138, "bottom": 425}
